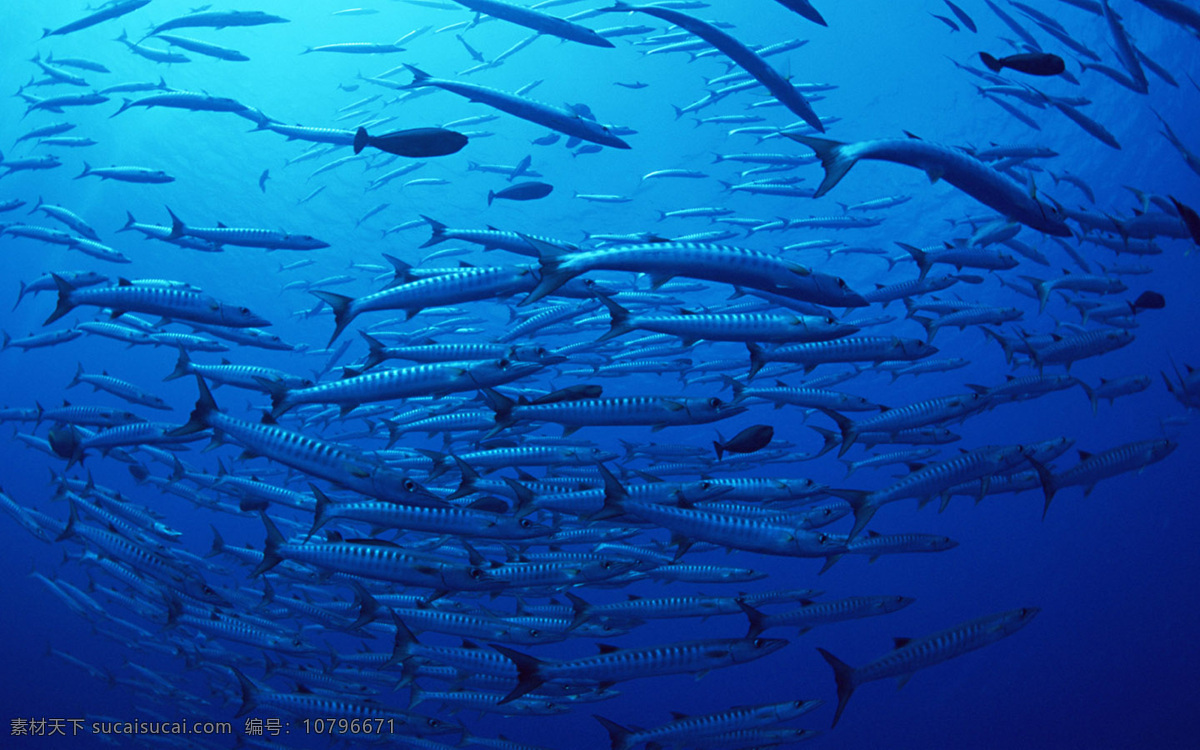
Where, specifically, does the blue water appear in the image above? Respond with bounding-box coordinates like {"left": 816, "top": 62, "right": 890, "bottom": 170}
{"left": 1, "top": 1, "right": 1198, "bottom": 748}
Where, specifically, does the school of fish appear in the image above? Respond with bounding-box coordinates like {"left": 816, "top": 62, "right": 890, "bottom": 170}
{"left": 1, "top": 0, "right": 1198, "bottom": 748}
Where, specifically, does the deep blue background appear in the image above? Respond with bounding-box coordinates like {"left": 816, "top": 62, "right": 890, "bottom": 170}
{"left": 1, "top": 1, "right": 1198, "bottom": 748}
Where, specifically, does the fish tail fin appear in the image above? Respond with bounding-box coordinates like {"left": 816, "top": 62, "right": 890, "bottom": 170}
{"left": 382, "top": 253, "right": 413, "bottom": 287}
{"left": 595, "top": 293, "right": 633, "bottom": 341}
{"left": 1079, "top": 380, "right": 1098, "bottom": 414}
{"left": 118, "top": 210, "right": 137, "bottom": 232}
{"left": 43, "top": 273, "right": 77, "bottom": 326}
{"left": 250, "top": 512, "right": 285, "bottom": 577}
{"left": 418, "top": 215, "right": 448, "bottom": 248}
{"left": 230, "top": 667, "right": 259, "bottom": 717}
{"left": 353, "top": 127, "right": 368, "bottom": 155}
{"left": 111, "top": 98, "right": 133, "bottom": 118}
{"left": 593, "top": 715, "right": 634, "bottom": 750}
{"left": 1019, "top": 275, "right": 1050, "bottom": 313}
{"left": 713, "top": 435, "right": 725, "bottom": 461}
{"left": 358, "top": 331, "right": 388, "bottom": 371}
{"left": 447, "top": 455, "right": 481, "bottom": 500}
{"left": 979, "top": 52, "right": 1003, "bottom": 73}
{"left": 746, "top": 342, "right": 767, "bottom": 380}
{"left": 384, "top": 611, "right": 418, "bottom": 667}
{"left": 67, "top": 362, "right": 84, "bottom": 389}
{"left": 817, "top": 647, "right": 857, "bottom": 728}
{"left": 828, "top": 489, "right": 875, "bottom": 540}
{"left": 310, "top": 290, "right": 356, "bottom": 345}
{"left": 205, "top": 525, "right": 225, "bottom": 558}
{"left": 487, "top": 190, "right": 496, "bottom": 206}
{"left": 253, "top": 376, "right": 292, "bottom": 419}
{"left": 896, "top": 242, "right": 930, "bottom": 280}
{"left": 523, "top": 234, "right": 577, "bottom": 304}
{"left": 490, "top": 644, "right": 547, "bottom": 704}
{"left": 307, "top": 484, "right": 333, "bottom": 541}
{"left": 564, "top": 591, "right": 591, "bottom": 631}
{"left": 170, "top": 375, "right": 217, "bottom": 437}
{"left": 403, "top": 64, "right": 431, "bottom": 87}
{"left": 783, "top": 134, "right": 853, "bottom": 198}
{"left": 163, "top": 345, "right": 191, "bottom": 381}
{"left": 74, "top": 161, "right": 93, "bottom": 180}
{"left": 1026, "top": 456, "right": 1058, "bottom": 519}
{"left": 55, "top": 496, "right": 80, "bottom": 542}
{"left": 811, "top": 426, "right": 840, "bottom": 458}
{"left": 737, "top": 600, "right": 767, "bottom": 637}
{"left": 911, "top": 315, "right": 937, "bottom": 342}
{"left": 165, "top": 206, "right": 185, "bottom": 240}
{"left": 816, "top": 407, "right": 857, "bottom": 456}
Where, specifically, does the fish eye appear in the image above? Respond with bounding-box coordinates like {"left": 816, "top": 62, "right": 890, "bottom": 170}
{"left": 753, "top": 638, "right": 765, "bottom": 647}
{"left": 707, "top": 397, "right": 721, "bottom": 407}
{"left": 817, "top": 533, "right": 829, "bottom": 543}
{"left": 403, "top": 479, "right": 416, "bottom": 492}
{"left": 529, "top": 629, "right": 540, "bottom": 638}
{"left": 470, "top": 568, "right": 485, "bottom": 580}
{"left": 427, "top": 719, "right": 443, "bottom": 728}
{"left": 519, "top": 518, "right": 533, "bottom": 528}
{"left": 239, "top": 307, "right": 250, "bottom": 314}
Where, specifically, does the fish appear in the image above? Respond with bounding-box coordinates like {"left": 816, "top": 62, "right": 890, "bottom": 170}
{"left": 978, "top": 52, "right": 1066, "bottom": 76}
{"left": 489, "top": 182, "right": 554, "bottom": 205}
{"left": 787, "top": 134, "right": 1072, "bottom": 236}
{"left": 44, "top": 276, "right": 270, "bottom": 328}
{"left": 41, "top": 0, "right": 151, "bottom": 38}
{"left": 447, "top": 0, "right": 614, "bottom": 48}
{"left": 819, "top": 608, "right": 1040, "bottom": 727}
{"left": 713, "top": 424, "right": 775, "bottom": 460}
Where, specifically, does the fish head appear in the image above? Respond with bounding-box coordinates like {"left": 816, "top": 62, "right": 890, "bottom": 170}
{"left": 879, "top": 595, "right": 918, "bottom": 613}
{"left": 730, "top": 636, "right": 789, "bottom": 662}
{"left": 291, "top": 234, "right": 330, "bottom": 249}
{"left": 220, "top": 304, "right": 271, "bottom": 328}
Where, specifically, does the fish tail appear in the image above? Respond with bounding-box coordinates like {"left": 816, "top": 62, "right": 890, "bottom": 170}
{"left": 418, "top": 215, "right": 448, "bottom": 248}
{"left": 737, "top": 600, "right": 766, "bottom": 637}
{"left": 504, "top": 477, "right": 537, "bottom": 518}
{"left": 746, "top": 342, "right": 768, "bottom": 380}
{"left": 384, "top": 612, "right": 419, "bottom": 668}
{"left": 43, "top": 273, "right": 77, "bottom": 326}
{"left": 828, "top": 489, "right": 875, "bottom": 540}
{"left": 165, "top": 205, "right": 185, "bottom": 240}
{"left": 110, "top": 98, "right": 133, "bottom": 118}
{"left": 74, "top": 161, "right": 91, "bottom": 180}
{"left": 816, "top": 647, "right": 858, "bottom": 728}
{"left": 118, "top": 210, "right": 137, "bottom": 232}
{"left": 896, "top": 242, "right": 930, "bottom": 280}
{"left": 353, "top": 127, "right": 368, "bottom": 155}
{"left": 162, "top": 346, "right": 191, "bottom": 381}
{"left": 593, "top": 715, "right": 634, "bottom": 750}
{"left": 979, "top": 52, "right": 1003, "bottom": 73}
{"left": 491, "top": 644, "right": 547, "bottom": 704}
{"left": 911, "top": 315, "right": 937, "bottom": 342}
{"left": 819, "top": 553, "right": 843, "bottom": 574}
{"left": 307, "top": 484, "right": 333, "bottom": 541}
{"left": 487, "top": 190, "right": 495, "bottom": 206}
{"left": 1019, "top": 275, "right": 1050, "bottom": 313}
{"left": 1079, "top": 380, "right": 1098, "bottom": 414}
{"left": 310, "top": 290, "right": 356, "bottom": 345}
{"left": 447, "top": 455, "right": 481, "bottom": 500}
{"left": 1, "top": 330, "right": 9, "bottom": 348}
{"left": 564, "top": 592, "right": 592, "bottom": 631}
{"left": 54, "top": 496, "right": 80, "bottom": 542}
{"left": 381, "top": 253, "right": 413, "bottom": 287}
{"left": 348, "top": 581, "right": 380, "bottom": 630}
{"left": 783, "top": 134, "right": 854, "bottom": 198}
{"left": 358, "top": 331, "right": 388, "bottom": 371}
{"left": 713, "top": 437, "right": 725, "bottom": 461}
{"left": 250, "top": 512, "right": 285, "bottom": 577}
{"left": 67, "top": 362, "right": 83, "bottom": 389}
{"left": 523, "top": 234, "right": 577, "bottom": 305}
{"left": 205, "top": 525, "right": 225, "bottom": 558}
{"left": 170, "top": 375, "right": 217, "bottom": 437}
{"left": 230, "top": 667, "right": 258, "bottom": 717}
{"left": 403, "top": 63, "right": 431, "bottom": 87}
{"left": 817, "top": 407, "right": 858, "bottom": 456}
{"left": 595, "top": 294, "right": 633, "bottom": 341}
{"left": 1026, "top": 456, "right": 1058, "bottom": 519}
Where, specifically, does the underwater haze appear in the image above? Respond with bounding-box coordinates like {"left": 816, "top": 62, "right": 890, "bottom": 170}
{"left": 1, "top": 0, "right": 1199, "bottom": 748}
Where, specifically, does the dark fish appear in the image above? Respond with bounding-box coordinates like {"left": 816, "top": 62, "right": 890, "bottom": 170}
{"left": 532, "top": 133, "right": 562, "bottom": 146}
{"left": 488, "top": 181, "right": 554, "bottom": 205}
{"left": 931, "top": 13, "right": 960, "bottom": 31}
{"left": 614, "top": 81, "right": 648, "bottom": 89}
{"left": 353, "top": 127, "right": 468, "bottom": 157}
{"left": 714, "top": 425, "right": 775, "bottom": 460}
{"left": 1133, "top": 291, "right": 1166, "bottom": 311}
{"left": 979, "top": 52, "right": 1066, "bottom": 76}
{"left": 944, "top": 0, "right": 977, "bottom": 31}
{"left": 257, "top": 169, "right": 269, "bottom": 193}
{"left": 772, "top": 0, "right": 827, "bottom": 26}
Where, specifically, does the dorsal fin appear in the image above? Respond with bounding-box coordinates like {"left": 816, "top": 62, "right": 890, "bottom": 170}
{"left": 596, "top": 643, "right": 620, "bottom": 654}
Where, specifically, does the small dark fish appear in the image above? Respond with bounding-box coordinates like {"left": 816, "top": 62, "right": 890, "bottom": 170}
{"left": 931, "top": 13, "right": 960, "bottom": 31}
{"left": 1133, "top": 291, "right": 1165, "bottom": 311}
{"left": 979, "top": 52, "right": 1065, "bottom": 76}
{"left": 944, "top": 0, "right": 977, "bottom": 32}
{"left": 353, "top": 127, "right": 468, "bottom": 157}
{"left": 1169, "top": 196, "right": 1200, "bottom": 245}
{"left": 574, "top": 144, "right": 603, "bottom": 157}
{"left": 772, "top": 0, "right": 827, "bottom": 26}
{"left": 488, "top": 181, "right": 553, "bottom": 205}
{"left": 532, "top": 133, "right": 562, "bottom": 146}
{"left": 713, "top": 424, "right": 775, "bottom": 460}
{"left": 258, "top": 169, "right": 269, "bottom": 193}
{"left": 614, "top": 81, "right": 648, "bottom": 89}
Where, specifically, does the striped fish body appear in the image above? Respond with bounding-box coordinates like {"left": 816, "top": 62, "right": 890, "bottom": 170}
{"left": 45, "top": 277, "right": 268, "bottom": 327}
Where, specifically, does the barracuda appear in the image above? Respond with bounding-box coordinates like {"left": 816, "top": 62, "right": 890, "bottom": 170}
{"left": 44, "top": 276, "right": 269, "bottom": 328}
{"left": 1030, "top": 438, "right": 1177, "bottom": 515}
{"left": 484, "top": 388, "right": 746, "bottom": 436}
{"left": 819, "top": 607, "right": 1040, "bottom": 727}
{"left": 596, "top": 699, "right": 822, "bottom": 750}
{"left": 164, "top": 206, "right": 328, "bottom": 250}
{"left": 172, "top": 376, "right": 439, "bottom": 505}
{"left": 525, "top": 238, "right": 867, "bottom": 308}
{"left": 597, "top": 294, "right": 857, "bottom": 345}
{"left": 313, "top": 266, "right": 538, "bottom": 344}
{"left": 253, "top": 513, "right": 504, "bottom": 592}
{"left": 265, "top": 359, "right": 544, "bottom": 417}
{"left": 493, "top": 634, "right": 787, "bottom": 704}
{"left": 309, "top": 486, "right": 545, "bottom": 541}
{"left": 830, "top": 444, "right": 1033, "bottom": 538}
{"left": 819, "top": 393, "right": 990, "bottom": 455}
{"left": 748, "top": 337, "right": 938, "bottom": 378}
